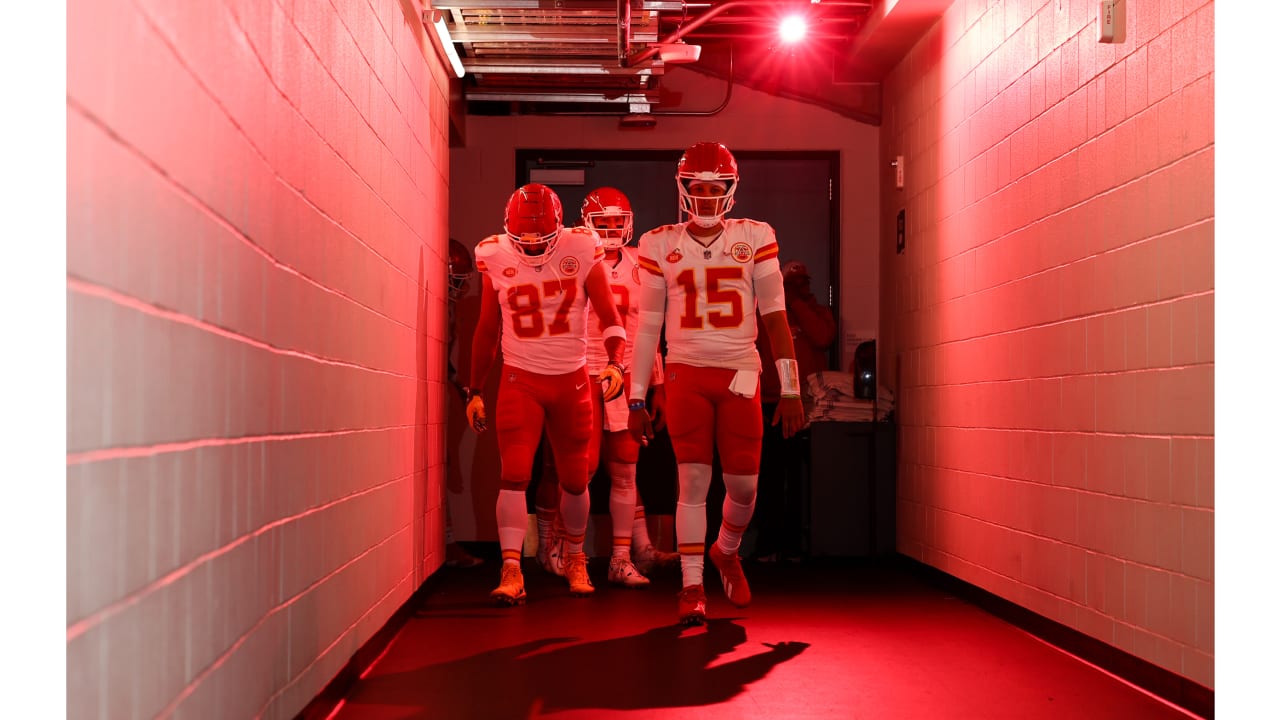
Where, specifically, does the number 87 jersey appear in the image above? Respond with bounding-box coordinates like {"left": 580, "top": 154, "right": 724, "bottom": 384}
{"left": 636, "top": 218, "right": 782, "bottom": 372}
{"left": 475, "top": 226, "right": 604, "bottom": 375}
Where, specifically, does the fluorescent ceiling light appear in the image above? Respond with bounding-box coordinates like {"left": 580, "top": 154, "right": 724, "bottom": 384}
{"left": 431, "top": 13, "right": 465, "bottom": 78}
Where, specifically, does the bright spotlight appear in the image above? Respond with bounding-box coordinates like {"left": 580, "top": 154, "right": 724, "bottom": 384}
{"left": 779, "top": 15, "right": 808, "bottom": 43}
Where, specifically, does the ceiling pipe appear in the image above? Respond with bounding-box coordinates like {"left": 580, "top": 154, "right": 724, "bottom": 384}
{"left": 533, "top": 41, "right": 732, "bottom": 118}
{"left": 617, "top": 0, "right": 632, "bottom": 63}
{"left": 624, "top": 0, "right": 757, "bottom": 66}
{"left": 650, "top": 41, "right": 734, "bottom": 117}
{"left": 626, "top": 0, "right": 872, "bottom": 67}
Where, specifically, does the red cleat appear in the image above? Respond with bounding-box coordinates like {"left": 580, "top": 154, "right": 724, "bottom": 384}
{"left": 677, "top": 584, "right": 707, "bottom": 626}
{"left": 709, "top": 543, "right": 752, "bottom": 607}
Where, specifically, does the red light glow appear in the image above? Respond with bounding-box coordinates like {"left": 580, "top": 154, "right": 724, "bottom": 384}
{"left": 779, "top": 15, "right": 807, "bottom": 43}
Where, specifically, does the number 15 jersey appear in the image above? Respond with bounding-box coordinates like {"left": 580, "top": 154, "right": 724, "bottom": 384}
{"left": 636, "top": 218, "right": 781, "bottom": 373}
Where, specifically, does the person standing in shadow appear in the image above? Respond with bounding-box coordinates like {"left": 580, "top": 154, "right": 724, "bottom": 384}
{"left": 752, "top": 260, "right": 835, "bottom": 564}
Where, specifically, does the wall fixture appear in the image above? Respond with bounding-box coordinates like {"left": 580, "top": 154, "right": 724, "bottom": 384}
{"left": 424, "top": 10, "right": 465, "bottom": 78}
{"left": 655, "top": 41, "right": 702, "bottom": 64}
{"left": 1097, "top": 0, "right": 1126, "bottom": 43}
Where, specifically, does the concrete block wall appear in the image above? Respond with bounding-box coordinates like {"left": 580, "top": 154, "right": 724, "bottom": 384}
{"left": 880, "top": 0, "right": 1213, "bottom": 688}
{"left": 66, "top": 0, "right": 453, "bottom": 717}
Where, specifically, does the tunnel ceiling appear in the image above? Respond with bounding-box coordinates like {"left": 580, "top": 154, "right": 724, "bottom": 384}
{"left": 426, "top": 0, "right": 950, "bottom": 126}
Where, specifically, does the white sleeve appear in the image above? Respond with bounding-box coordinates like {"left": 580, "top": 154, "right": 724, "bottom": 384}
{"left": 628, "top": 281, "right": 667, "bottom": 399}
{"left": 755, "top": 264, "right": 785, "bottom": 316}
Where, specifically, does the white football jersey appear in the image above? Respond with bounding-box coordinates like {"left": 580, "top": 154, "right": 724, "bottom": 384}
{"left": 475, "top": 226, "right": 604, "bottom": 375}
{"left": 585, "top": 245, "right": 646, "bottom": 374}
{"left": 636, "top": 219, "right": 781, "bottom": 372}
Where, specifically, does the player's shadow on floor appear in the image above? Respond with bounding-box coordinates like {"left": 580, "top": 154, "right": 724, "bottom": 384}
{"left": 345, "top": 618, "right": 809, "bottom": 717}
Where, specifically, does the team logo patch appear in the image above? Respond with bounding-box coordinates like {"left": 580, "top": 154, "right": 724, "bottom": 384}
{"left": 503, "top": 267, "right": 517, "bottom": 278}
{"left": 666, "top": 248, "right": 684, "bottom": 263}
{"left": 560, "top": 256, "right": 581, "bottom": 275}
{"left": 632, "top": 266, "right": 640, "bottom": 284}
{"left": 731, "top": 242, "right": 753, "bottom": 263}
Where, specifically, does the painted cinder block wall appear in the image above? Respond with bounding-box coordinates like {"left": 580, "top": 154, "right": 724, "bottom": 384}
{"left": 66, "top": 1, "right": 453, "bottom": 717}
{"left": 881, "top": 0, "right": 1213, "bottom": 687}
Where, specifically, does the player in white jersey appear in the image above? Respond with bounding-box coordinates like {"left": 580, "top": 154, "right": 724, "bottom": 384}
{"left": 626, "top": 142, "right": 807, "bottom": 625}
{"left": 534, "top": 187, "right": 680, "bottom": 587}
{"left": 464, "top": 183, "right": 627, "bottom": 606}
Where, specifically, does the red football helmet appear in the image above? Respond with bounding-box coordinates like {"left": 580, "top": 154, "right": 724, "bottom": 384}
{"left": 447, "top": 238, "right": 473, "bottom": 299}
{"left": 504, "top": 183, "right": 564, "bottom": 266}
{"left": 580, "top": 186, "right": 634, "bottom": 250}
{"left": 676, "top": 141, "right": 738, "bottom": 228}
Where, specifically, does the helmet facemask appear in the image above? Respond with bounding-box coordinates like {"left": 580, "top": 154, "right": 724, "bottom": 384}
{"left": 678, "top": 178, "right": 736, "bottom": 228}
{"left": 580, "top": 187, "right": 634, "bottom": 250}
{"left": 505, "top": 226, "right": 560, "bottom": 266}
{"left": 675, "top": 143, "right": 739, "bottom": 229}
{"left": 447, "top": 239, "right": 473, "bottom": 299}
{"left": 585, "top": 209, "right": 633, "bottom": 250}
{"left": 447, "top": 266, "right": 472, "bottom": 299}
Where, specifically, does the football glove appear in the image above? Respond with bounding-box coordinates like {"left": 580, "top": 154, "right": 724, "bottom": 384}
{"left": 598, "top": 362, "right": 625, "bottom": 402}
{"left": 465, "top": 390, "right": 487, "bottom": 432}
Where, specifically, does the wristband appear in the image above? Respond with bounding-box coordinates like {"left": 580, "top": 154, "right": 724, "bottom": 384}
{"left": 628, "top": 399, "right": 647, "bottom": 411}
{"left": 603, "top": 324, "right": 627, "bottom": 342}
{"left": 776, "top": 358, "right": 801, "bottom": 398}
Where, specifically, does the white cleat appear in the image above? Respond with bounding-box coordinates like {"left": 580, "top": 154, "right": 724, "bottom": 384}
{"left": 608, "top": 557, "right": 651, "bottom": 588}
{"left": 540, "top": 535, "right": 566, "bottom": 577}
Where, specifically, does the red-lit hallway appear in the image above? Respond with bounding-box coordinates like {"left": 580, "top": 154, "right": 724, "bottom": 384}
{"left": 65, "top": 0, "right": 1217, "bottom": 718}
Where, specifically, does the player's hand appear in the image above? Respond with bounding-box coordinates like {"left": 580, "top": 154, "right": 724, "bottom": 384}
{"left": 628, "top": 407, "right": 654, "bottom": 447}
{"left": 598, "top": 362, "right": 625, "bottom": 402}
{"left": 649, "top": 385, "right": 667, "bottom": 432}
{"left": 773, "top": 397, "right": 806, "bottom": 439}
{"left": 466, "top": 393, "right": 487, "bottom": 433}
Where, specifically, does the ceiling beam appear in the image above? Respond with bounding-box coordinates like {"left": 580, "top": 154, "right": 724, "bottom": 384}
{"left": 431, "top": 0, "right": 681, "bottom": 9}
{"left": 448, "top": 25, "right": 657, "bottom": 43}
{"left": 463, "top": 57, "right": 663, "bottom": 75}
{"left": 464, "top": 90, "right": 657, "bottom": 103}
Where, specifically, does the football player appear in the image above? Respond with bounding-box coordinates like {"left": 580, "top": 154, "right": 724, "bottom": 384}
{"left": 626, "top": 142, "right": 807, "bottom": 625}
{"left": 465, "top": 183, "right": 627, "bottom": 606}
{"left": 534, "top": 187, "right": 680, "bottom": 587}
